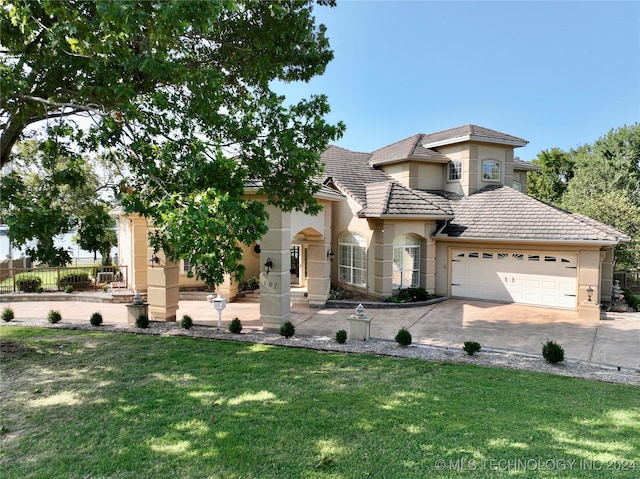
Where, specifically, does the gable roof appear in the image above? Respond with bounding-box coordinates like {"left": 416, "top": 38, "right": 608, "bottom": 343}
{"left": 438, "top": 185, "right": 630, "bottom": 244}
{"left": 420, "top": 124, "right": 528, "bottom": 148}
{"left": 321, "top": 145, "right": 452, "bottom": 219}
{"left": 359, "top": 181, "right": 453, "bottom": 218}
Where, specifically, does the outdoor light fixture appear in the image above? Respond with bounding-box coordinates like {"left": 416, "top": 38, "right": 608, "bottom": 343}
{"left": 587, "top": 286, "right": 594, "bottom": 302}
{"left": 264, "top": 257, "right": 273, "bottom": 274}
{"left": 327, "top": 249, "right": 335, "bottom": 261}
{"left": 149, "top": 253, "right": 160, "bottom": 267}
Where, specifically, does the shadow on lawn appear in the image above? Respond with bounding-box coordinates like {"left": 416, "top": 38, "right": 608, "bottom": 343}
{"left": 1, "top": 330, "right": 638, "bottom": 478}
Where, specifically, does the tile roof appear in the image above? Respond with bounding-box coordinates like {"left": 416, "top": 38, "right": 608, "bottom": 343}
{"left": 513, "top": 157, "right": 540, "bottom": 171}
{"left": 439, "top": 185, "right": 630, "bottom": 243}
{"left": 359, "top": 181, "right": 453, "bottom": 217}
{"left": 420, "top": 124, "right": 528, "bottom": 148}
{"left": 368, "top": 134, "right": 448, "bottom": 167}
{"left": 321, "top": 145, "right": 452, "bottom": 218}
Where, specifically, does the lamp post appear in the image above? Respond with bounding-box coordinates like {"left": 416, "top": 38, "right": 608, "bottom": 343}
{"left": 207, "top": 292, "right": 227, "bottom": 328}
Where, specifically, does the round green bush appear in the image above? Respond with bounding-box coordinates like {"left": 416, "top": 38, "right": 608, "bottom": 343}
{"left": 395, "top": 327, "right": 412, "bottom": 346}
{"left": 463, "top": 341, "right": 481, "bottom": 355}
{"left": 89, "top": 312, "right": 103, "bottom": 327}
{"left": 2, "top": 307, "right": 15, "bottom": 322}
{"left": 542, "top": 339, "right": 565, "bottom": 363}
{"left": 64, "top": 285, "right": 74, "bottom": 294}
{"left": 47, "top": 310, "right": 62, "bottom": 324}
{"left": 335, "top": 329, "right": 347, "bottom": 344}
{"left": 279, "top": 320, "right": 295, "bottom": 339}
{"left": 135, "top": 314, "right": 149, "bottom": 329}
{"left": 228, "top": 317, "right": 243, "bottom": 334}
{"left": 179, "top": 314, "right": 193, "bottom": 329}
{"left": 16, "top": 274, "right": 42, "bottom": 293}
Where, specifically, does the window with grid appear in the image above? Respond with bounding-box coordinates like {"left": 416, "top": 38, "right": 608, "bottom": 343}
{"left": 482, "top": 160, "right": 501, "bottom": 181}
{"left": 338, "top": 232, "right": 367, "bottom": 286}
{"left": 392, "top": 234, "right": 420, "bottom": 289}
{"left": 448, "top": 161, "right": 462, "bottom": 181}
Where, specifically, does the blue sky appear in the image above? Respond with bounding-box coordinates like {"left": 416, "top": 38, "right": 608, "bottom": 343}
{"left": 275, "top": 1, "right": 640, "bottom": 161}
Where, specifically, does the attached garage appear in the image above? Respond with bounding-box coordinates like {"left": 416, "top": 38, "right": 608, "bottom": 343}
{"left": 451, "top": 249, "right": 578, "bottom": 309}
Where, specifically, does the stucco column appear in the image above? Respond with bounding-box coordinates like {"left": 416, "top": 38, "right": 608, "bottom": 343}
{"left": 260, "top": 205, "right": 291, "bottom": 332}
{"left": 577, "top": 249, "right": 601, "bottom": 320}
{"left": 373, "top": 222, "right": 395, "bottom": 299}
{"left": 306, "top": 242, "right": 330, "bottom": 307}
{"left": 126, "top": 214, "right": 150, "bottom": 293}
{"left": 147, "top": 250, "right": 180, "bottom": 322}
{"left": 600, "top": 248, "right": 615, "bottom": 304}
{"left": 217, "top": 274, "right": 238, "bottom": 303}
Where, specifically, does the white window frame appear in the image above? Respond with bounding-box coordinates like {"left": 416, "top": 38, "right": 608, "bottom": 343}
{"left": 448, "top": 161, "right": 462, "bottom": 181}
{"left": 482, "top": 160, "right": 501, "bottom": 181}
{"left": 392, "top": 234, "right": 420, "bottom": 289}
{"left": 338, "top": 232, "right": 367, "bottom": 286}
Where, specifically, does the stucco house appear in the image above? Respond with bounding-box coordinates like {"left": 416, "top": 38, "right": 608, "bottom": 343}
{"left": 115, "top": 124, "right": 629, "bottom": 327}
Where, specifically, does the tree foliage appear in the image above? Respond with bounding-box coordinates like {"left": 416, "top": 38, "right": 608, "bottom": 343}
{"left": 1, "top": 0, "right": 345, "bottom": 286}
{"left": 0, "top": 137, "right": 116, "bottom": 266}
{"left": 528, "top": 124, "right": 640, "bottom": 269}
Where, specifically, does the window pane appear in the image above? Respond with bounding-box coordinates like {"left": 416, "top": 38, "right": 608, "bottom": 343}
{"left": 483, "top": 160, "right": 500, "bottom": 181}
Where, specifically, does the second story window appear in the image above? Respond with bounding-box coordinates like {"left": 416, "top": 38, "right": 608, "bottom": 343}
{"left": 482, "top": 160, "right": 501, "bottom": 181}
{"left": 448, "top": 161, "right": 462, "bottom": 181}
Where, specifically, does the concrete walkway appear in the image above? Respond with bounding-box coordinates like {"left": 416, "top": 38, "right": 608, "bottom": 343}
{"left": 2, "top": 295, "right": 638, "bottom": 371}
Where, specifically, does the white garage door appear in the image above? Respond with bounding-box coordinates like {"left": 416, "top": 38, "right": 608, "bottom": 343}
{"left": 451, "top": 250, "right": 577, "bottom": 309}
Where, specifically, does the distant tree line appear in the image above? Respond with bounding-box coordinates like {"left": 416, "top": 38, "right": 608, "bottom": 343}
{"left": 527, "top": 124, "right": 640, "bottom": 270}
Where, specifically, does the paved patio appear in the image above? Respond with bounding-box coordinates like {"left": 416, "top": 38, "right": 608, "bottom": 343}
{"left": 1, "top": 295, "right": 638, "bottom": 371}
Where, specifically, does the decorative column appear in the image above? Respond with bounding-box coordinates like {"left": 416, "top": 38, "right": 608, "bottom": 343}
{"left": 373, "top": 222, "right": 395, "bottom": 299}
{"left": 578, "top": 249, "right": 601, "bottom": 320}
{"left": 306, "top": 241, "right": 331, "bottom": 307}
{"left": 259, "top": 205, "right": 291, "bottom": 332}
{"left": 217, "top": 274, "right": 238, "bottom": 303}
{"left": 147, "top": 250, "right": 180, "bottom": 322}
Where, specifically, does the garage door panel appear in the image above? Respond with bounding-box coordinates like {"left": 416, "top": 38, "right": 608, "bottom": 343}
{"left": 451, "top": 249, "right": 577, "bottom": 309}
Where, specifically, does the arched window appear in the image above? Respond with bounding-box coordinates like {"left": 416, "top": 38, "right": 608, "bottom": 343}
{"left": 448, "top": 161, "right": 462, "bottom": 181}
{"left": 393, "top": 234, "right": 420, "bottom": 289}
{"left": 482, "top": 160, "right": 501, "bottom": 181}
{"left": 338, "top": 232, "right": 367, "bottom": 286}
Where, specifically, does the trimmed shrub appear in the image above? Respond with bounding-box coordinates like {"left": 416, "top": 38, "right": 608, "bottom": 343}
{"left": 16, "top": 274, "right": 42, "bottom": 293}
{"left": 179, "top": 314, "right": 193, "bottom": 329}
{"left": 395, "top": 327, "right": 412, "bottom": 346}
{"left": 64, "top": 285, "right": 74, "bottom": 293}
{"left": 59, "top": 272, "right": 92, "bottom": 290}
{"left": 385, "top": 287, "right": 433, "bottom": 303}
{"left": 36, "top": 286, "right": 44, "bottom": 293}
{"left": 280, "top": 321, "right": 295, "bottom": 339}
{"left": 47, "top": 310, "right": 62, "bottom": 324}
{"left": 135, "top": 314, "right": 149, "bottom": 329}
{"left": 89, "top": 312, "right": 103, "bottom": 327}
{"left": 542, "top": 339, "right": 565, "bottom": 364}
{"left": 228, "top": 317, "right": 243, "bottom": 334}
{"left": 2, "top": 307, "right": 15, "bottom": 322}
{"left": 463, "top": 341, "right": 481, "bottom": 355}
{"left": 623, "top": 287, "right": 640, "bottom": 311}
{"left": 335, "top": 329, "right": 347, "bottom": 344}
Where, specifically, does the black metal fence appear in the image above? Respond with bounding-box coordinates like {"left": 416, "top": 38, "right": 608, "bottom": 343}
{"left": 0, "top": 265, "right": 128, "bottom": 293}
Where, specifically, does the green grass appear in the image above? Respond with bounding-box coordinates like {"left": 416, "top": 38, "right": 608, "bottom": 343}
{"left": 1, "top": 327, "right": 638, "bottom": 479}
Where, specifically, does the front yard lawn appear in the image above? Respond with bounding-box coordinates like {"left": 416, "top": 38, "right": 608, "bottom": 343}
{"left": 1, "top": 327, "right": 638, "bottom": 478}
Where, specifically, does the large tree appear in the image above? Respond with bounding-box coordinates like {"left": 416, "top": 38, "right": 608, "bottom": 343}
{"left": 0, "top": 136, "right": 117, "bottom": 266}
{"left": 528, "top": 124, "right": 640, "bottom": 270}
{"left": 1, "top": 0, "right": 345, "bottom": 285}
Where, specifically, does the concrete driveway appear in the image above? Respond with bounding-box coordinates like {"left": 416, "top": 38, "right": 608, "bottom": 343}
{"left": 291, "top": 299, "right": 639, "bottom": 371}
{"left": 2, "top": 296, "right": 638, "bottom": 371}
